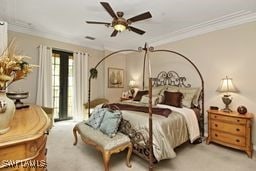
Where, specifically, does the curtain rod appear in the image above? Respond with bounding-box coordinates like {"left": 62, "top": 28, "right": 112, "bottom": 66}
{"left": 37, "top": 46, "right": 87, "bottom": 55}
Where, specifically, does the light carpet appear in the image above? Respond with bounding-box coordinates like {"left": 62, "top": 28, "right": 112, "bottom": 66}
{"left": 47, "top": 120, "right": 256, "bottom": 171}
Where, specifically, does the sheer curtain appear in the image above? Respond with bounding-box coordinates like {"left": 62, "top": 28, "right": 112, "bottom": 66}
{"left": 36, "top": 45, "right": 53, "bottom": 107}
{"left": 72, "top": 52, "right": 88, "bottom": 121}
{"left": 0, "top": 21, "right": 7, "bottom": 55}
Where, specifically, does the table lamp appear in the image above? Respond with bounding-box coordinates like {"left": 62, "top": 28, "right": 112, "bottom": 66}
{"left": 129, "top": 80, "right": 136, "bottom": 97}
{"left": 216, "top": 76, "right": 238, "bottom": 112}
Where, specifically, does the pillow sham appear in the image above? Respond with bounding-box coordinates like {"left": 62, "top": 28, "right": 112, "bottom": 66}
{"left": 179, "top": 87, "right": 199, "bottom": 108}
{"left": 85, "top": 108, "right": 106, "bottom": 129}
{"left": 99, "top": 109, "right": 122, "bottom": 138}
{"left": 133, "top": 90, "right": 148, "bottom": 101}
{"left": 140, "top": 95, "right": 159, "bottom": 105}
{"left": 164, "top": 91, "right": 183, "bottom": 108}
{"left": 152, "top": 86, "right": 166, "bottom": 96}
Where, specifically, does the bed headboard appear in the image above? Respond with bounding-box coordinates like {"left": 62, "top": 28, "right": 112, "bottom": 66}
{"left": 152, "top": 70, "right": 203, "bottom": 109}
{"left": 152, "top": 71, "right": 191, "bottom": 88}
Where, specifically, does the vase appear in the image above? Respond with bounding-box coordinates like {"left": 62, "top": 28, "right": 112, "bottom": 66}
{"left": 0, "top": 90, "right": 16, "bottom": 134}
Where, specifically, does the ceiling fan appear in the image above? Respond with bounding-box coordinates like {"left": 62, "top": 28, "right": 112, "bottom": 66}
{"left": 86, "top": 2, "right": 152, "bottom": 37}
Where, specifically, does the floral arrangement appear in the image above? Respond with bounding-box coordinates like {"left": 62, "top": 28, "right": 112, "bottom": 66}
{"left": 0, "top": 39, "right": 35, "bottom": 90}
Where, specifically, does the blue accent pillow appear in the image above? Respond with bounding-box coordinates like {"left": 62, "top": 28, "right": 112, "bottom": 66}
{"left": 99, "top": 109, "right": 122, "bottom": 138}
{"left": 85, "top": 108, "right": 106, "bottom": 129}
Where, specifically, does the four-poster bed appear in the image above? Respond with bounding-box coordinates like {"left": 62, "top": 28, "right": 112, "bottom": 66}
{"left": 86, "top": 44, "right": 204, "bottom": 170}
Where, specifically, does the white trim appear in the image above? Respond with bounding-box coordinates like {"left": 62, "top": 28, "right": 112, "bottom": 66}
{"left": 7, "top": 11, "right": 256, "bottom": 51}
{"left": 8, "top": 23, "right": 103, "bottom": 51}
{"left": 254, "top": 145, "right": 256, "bottom": 151}
{"left": 150, "top": 11, "right": 256, "bottom": 47}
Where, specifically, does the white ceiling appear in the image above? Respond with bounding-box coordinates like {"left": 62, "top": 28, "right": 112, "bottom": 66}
{"left": 1, "top": 0, "right": 256, "bottom": 50}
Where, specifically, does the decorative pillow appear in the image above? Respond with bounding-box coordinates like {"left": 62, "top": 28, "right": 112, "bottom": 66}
{"left": 152, "top": 86, "right": 166, "bottom": 96}
{"left": 164, "top": 91, "right": 183, "bottom": 108}
{"left": 192, "top": 87, "right": 201, "bottom": 107}
{"left": 166, "top": 85, "right": 179, "bottom": 92}
{"left": 179, "top": 87, "right": 199, "bottom": 108}
{"left": 99, "top": 109, "right": 122, "bottom": 138}
{"left": 140, "top": 95, "right": 159, "bottom": 105}
{"left": 85, "top": 108, "right": 106, "bottom": 129}
{"left": 133, "top": 90, "right": 148, "bottom": 101}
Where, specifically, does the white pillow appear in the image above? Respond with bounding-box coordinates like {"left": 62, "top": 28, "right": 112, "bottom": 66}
{"left": 140, "top": 95, "right": 159, "bottom": 105}
{"left": 179, "top": 87, "right": 199, "bottom": 108}
{"left": 152, "top": 86, "right": 166, "bottom": 96}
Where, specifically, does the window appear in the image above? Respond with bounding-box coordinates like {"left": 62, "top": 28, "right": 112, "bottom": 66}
{"left": 52, "top": 50, "right": 73, "bottom": 121}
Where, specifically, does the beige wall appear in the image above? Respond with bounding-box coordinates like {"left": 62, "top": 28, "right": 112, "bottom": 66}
{"left": 126, "top": 21, "right": 256, "bottom": 146}
{"left": 104, "top": 50, "right": 126, "bottom": 103}
{"left": 8, "top": 31, "right": 105, "bottom": 103}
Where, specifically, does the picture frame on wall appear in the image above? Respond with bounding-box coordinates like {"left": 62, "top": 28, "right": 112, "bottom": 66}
{"left": 108, "top": 67, "right": 124, "bottom": 88}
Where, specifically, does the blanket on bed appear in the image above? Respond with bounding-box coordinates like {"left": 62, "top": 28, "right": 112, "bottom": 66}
{"left": 103, "top": 103, "right": 172, "bottom": 117}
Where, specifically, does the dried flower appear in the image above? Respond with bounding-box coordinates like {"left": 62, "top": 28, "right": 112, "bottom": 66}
{"left": 0, "top": 39, "right": 35, "bottom": 90}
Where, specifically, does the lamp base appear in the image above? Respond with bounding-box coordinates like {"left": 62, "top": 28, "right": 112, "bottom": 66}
{"left": 222, "top": 107, "right": 232, "bottom": 113}
{"left": 222, "top": 95, "right": 232, "bottom": 113}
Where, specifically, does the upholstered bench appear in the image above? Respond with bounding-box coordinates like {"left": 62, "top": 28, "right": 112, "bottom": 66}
{"left": 73, "top": 121, "right": 132, "bottom": 171}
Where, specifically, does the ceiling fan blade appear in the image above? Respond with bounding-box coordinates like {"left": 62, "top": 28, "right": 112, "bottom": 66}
{"left": 129, "top": 26, "right": 145, "bottom": 35}
{"left": 127, "top": 12, "right": 152, "bottom": 23}
{"left": 111, "top": 30, "right": 118, "bottom": 37}
{"left": 86, "top": 21, "right": 111, "bottom": 25}
{"left": 100, "top": 2, "right": 117, "bottom": 19}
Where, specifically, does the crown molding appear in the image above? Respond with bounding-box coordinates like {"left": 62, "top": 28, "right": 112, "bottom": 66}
{"left": 7, "top": 23, "right": 105, "bottom": 51}
{"left": 150, "top": 10, "right": 256, "bottom": 47}
{"left": 6, "top": 10, "right": 256, "bottom": 52}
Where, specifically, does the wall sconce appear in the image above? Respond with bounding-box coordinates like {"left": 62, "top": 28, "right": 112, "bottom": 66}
{"left": 216, "top": 76, "right": 238, "bottom": 112}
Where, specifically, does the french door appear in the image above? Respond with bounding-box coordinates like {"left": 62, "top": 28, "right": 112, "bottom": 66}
{"left": 52, "top": 50, "right": 73, "bottom": 121}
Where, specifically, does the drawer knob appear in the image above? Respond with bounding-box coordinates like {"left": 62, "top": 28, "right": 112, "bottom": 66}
{"left": 215, "top": 134, "right": 218, "bottom": 137}
{"left": 214, "top": 116, "right": 217, "bottom": 118}
{"left": 236, "top": 139, "right": 240, "bottom": 143}
{"left": 237, "top": 120, "right": 240, "bottom": 122}
{"left": 214, "top": 124, "right": 218, "bottom": 127}
{"left": 236, "top": 128, "right": 240, "bottom": 132}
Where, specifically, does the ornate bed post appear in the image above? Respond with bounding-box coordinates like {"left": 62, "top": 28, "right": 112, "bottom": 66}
{"left": 148, "top": 77, "right": 153, "bottom": 171}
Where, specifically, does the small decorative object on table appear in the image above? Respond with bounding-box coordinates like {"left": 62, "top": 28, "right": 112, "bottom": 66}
{"left": 0, "top": 39, "right": 36, "bottom": 134}
{"left": 6, "top": 91, "right": 30, "bottom": 109}
{"left": 237, "top": 105, "right": 247, "bottom": 115}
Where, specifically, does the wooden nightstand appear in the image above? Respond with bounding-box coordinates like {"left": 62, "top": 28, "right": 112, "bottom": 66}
{"left": 206, "top": 109, "right": 253, "bottom": 158}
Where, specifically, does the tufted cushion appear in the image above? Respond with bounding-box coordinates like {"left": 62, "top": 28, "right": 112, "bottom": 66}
{"left": 99, "top": 109, "right": 122, "bottom": 137}
{"left": 85, "top": 108, "right": 106, "bottom": 129}
{"left": 77, "top": 122, "right": 130, "bottom": 150}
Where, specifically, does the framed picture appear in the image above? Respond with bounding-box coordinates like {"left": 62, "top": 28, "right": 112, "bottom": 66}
{"left": 108, "top": 67, "right": 124, "bottom": 88}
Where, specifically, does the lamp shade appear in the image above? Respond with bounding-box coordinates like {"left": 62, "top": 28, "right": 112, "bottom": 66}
{"left": 129, "top": 80, "right": 136, "bottom": 87}
{"left": 216, "top": 76, "right": 238, "bottom": 93}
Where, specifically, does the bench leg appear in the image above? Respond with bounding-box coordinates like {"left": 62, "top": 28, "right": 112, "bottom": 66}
{"left": 102, "top": 151, "right": 111, "bottom": 171}
{"left": 126, "top": 143, "right": 132, "bottom": 168}
{"left": 73, "top": 125, "right": 78, "bottom": 145}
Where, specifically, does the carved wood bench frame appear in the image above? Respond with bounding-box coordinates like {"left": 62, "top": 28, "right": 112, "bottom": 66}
{"left": 73, "top": 125, "right": 132, "bottom": 171}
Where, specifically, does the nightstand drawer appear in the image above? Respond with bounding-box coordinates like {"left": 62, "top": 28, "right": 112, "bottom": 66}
{"left": 212, "top": 130, "right": 245, "bottom": 147}
{"left": 211, "top": 120, "right": 245, "bottom": 136}
{"left": 210, "top": 114, "right": 246, "bottom": 124}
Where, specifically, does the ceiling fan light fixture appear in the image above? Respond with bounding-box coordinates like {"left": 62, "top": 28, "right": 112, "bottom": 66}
{"left": 114, "top": 24, "right": 126, "bottom": 32}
